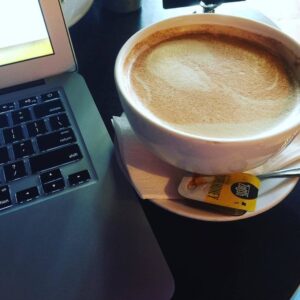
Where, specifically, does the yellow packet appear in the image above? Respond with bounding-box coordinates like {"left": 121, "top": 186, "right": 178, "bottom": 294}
{"left": 178, "top": 173, "right": 261, "bottom": 211}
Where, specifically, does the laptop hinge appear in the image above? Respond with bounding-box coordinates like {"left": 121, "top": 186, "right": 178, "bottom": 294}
{"left": 0, "top": 79, "right": 46, "bottom": 96}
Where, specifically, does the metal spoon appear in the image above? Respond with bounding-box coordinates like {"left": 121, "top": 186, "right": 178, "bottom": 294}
{"left": 258, "top": 167, "right": 300, "bottom": 179}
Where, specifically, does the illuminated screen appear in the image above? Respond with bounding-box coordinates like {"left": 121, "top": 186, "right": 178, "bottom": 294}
{"left": 0, "top": 0, "right": 54, "bottom": 66}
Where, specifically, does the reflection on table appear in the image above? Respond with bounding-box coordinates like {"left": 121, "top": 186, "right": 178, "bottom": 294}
{"left": 61, "top": 0, "right": 94, "bottom": 27}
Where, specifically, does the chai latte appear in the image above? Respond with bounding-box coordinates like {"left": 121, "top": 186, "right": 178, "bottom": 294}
{"left": 125, "top": 25, "right": 299, "bottom": 139}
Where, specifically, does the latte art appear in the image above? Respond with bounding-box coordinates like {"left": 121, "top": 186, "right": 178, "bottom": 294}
{"left": 127, "top": 28, "right": 299, "bottom": 138}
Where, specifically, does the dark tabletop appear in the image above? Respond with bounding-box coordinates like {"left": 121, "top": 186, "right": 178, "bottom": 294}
{"left": 69, "top": 1, "right": 300, "bottom": 299}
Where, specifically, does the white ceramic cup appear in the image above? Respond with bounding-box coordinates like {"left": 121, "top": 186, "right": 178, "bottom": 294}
{"left": 115, "top": 14, "right": 300, "bottom": 175}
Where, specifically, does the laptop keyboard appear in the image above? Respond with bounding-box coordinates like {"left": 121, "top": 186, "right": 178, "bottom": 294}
{"left": 0, "top": 89, "right": 92, "bottom": 211}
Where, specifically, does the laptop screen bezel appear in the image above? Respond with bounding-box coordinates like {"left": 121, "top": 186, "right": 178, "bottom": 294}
{"left": 0, "top": 0, "right": 76, "bottom": 90}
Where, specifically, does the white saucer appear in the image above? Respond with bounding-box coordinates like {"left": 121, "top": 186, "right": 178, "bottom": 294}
{"left": 113, "top": 111, "right": 300, "bottom": 222}
{"left": 114, "top": 129, "right": 300, "bottom": 222}
{"left": 149, "top": 172, "right": 299, "bottom": 222}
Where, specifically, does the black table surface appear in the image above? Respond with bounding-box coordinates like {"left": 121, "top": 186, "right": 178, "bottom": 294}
{"left": 69, "top": 1, "right": 300, "bottom": 299}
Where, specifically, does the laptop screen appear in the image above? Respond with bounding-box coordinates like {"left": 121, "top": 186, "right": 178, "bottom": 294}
{"left": 0, "top": 0, "right": 54, "bottom": 67}
{"left": 0, "top": 0, "right": 76, "bottom": 90}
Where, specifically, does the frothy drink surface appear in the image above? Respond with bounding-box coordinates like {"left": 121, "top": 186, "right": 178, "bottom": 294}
{"left": 126, "top": 26, "right": 298, "bottom": 138}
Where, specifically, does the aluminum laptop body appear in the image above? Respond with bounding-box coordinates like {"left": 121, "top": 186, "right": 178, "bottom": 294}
{"left": 0, "top": 1, "right": 174, "bottom": 299}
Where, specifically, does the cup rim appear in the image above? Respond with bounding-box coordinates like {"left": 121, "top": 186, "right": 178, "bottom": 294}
{"left": 115, "top": 13, "right": 300, "bottom": 144}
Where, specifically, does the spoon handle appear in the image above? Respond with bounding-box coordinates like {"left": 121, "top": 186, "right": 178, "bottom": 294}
{"left": 258, "top": 167, "right": 300, "bottom": 179}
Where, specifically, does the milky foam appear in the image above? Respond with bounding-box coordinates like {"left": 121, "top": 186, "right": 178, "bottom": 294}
{"left": 127, "top": 29, "right": 299, "bottom": 139}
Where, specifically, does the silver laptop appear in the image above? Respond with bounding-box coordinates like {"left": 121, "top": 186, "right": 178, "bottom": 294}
{"left": 0, "top": 1, "right": 174, "bottom": 299}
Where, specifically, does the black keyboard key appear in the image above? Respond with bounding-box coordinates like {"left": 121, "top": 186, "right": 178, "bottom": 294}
{"left": 40, "top": 169, "right": 62, "bottom": 184}
{"left": 29, "top": 144, "right": 82, "bottom": 173}
{"left": 37, "top": 128, "right": 76, "bottom": 151}
{"left": 16, "top": 186, "right": 39, "bottom": 203}
{"left": 13, "top": 140, "right": 34, "bottom": 159}
{"left": 43, "top": 178, "right": 65, "bottom": 194}
{"left": 33, "top": 100, "right": 64, "bottom": 118}
{"left": 12, "top": 108, "right": 32, "bottom": 125}
{"left": 0, "top": 186, "right": 12, "bottom": 209}
{"left": 0, "top": 102, "right": 15, "bottom": 113}
{"left": 0, "top": 114, "right": 9, "bottom": 128}
{"left": 49, "top": 113, "right": 70, "bottom": 130}
{"left": 3, "top": 126, "right": 24, "bottom": 143}
{"left": 0, "top": 147, "right": 9, "bottom": 164}
{"left": 27, "top": 120, "right": 47, "bottom": 137}
{"left": 41, "top": 91, "right": 60, "bottom": 102}
{"left": 4, "top": 160, "right": 27, "bottom": 182}
{"left": 69, "top": 170, "right": 91, "bottom": 186}
{"left": 19, "top": 96, "right": 38, "bottom": 107}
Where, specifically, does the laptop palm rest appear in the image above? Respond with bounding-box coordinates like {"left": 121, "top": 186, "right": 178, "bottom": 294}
{"left": 0, "top": 73, "right": 174, "bottom": 300}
